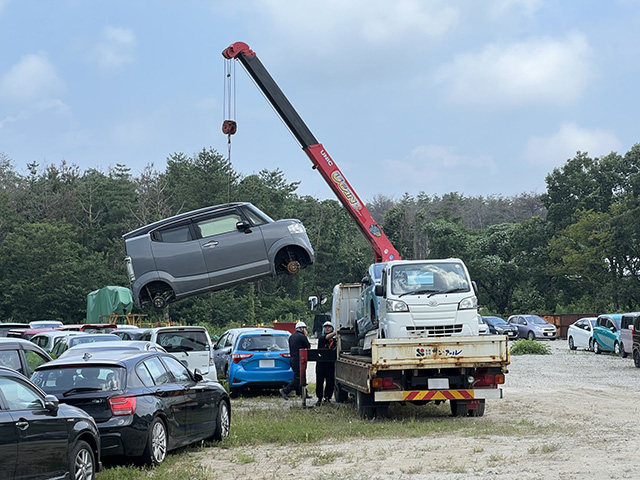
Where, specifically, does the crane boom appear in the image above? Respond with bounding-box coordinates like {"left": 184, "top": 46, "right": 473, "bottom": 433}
{"left": 222, "top": 41, "right": 400, "bottom": 263}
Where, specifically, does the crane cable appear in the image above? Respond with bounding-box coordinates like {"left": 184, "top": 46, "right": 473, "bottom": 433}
{"left": 222, "top": 58, "right": 237, "bottom": 202}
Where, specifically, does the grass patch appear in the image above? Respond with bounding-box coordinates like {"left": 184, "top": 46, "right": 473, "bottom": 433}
{"left": 510, "top": 339, "right": 552, "bottom": 355}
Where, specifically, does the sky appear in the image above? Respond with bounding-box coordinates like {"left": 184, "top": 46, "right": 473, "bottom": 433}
{"left": 1, "top": 0, "right": 639, "bottom": 203}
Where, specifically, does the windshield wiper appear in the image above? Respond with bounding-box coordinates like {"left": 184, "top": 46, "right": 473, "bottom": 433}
{"left": 398, "top": 289, "right": 440, "bottom": 298}
{"left": 62, "top": 387, "right": 103, "bottom": 397}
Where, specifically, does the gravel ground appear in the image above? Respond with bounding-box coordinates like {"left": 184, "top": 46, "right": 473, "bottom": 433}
{"left": 198, "top": 339, "right": 640, "bottom": 479}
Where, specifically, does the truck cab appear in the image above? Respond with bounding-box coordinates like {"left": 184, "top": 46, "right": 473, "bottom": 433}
{"left": 375, "top": 259, "right": 479, "bottom": 339}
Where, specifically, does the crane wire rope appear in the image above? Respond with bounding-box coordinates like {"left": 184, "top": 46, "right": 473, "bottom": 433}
{"left": 222, "top": 58, "right": 237, "bottom": 203}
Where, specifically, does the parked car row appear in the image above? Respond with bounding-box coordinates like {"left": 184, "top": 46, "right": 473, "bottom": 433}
{"left": 567, "top": 312, "right": 640, "bottom": 366}
{"left": 0, "top": 322, "right": 232, "bottom": 479}
{"left": 476, "top": 314, "right": 555, "bottom": 341}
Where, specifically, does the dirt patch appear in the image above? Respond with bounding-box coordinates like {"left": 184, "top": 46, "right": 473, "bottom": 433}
{"left": 197, "top": 341, "right": 640, "bottom": 479}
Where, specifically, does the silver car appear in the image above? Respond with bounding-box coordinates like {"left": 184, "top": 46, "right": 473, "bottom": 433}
{"left": 123, "top": 202, "right": 314, "bottom": 309}
{"left": 507, "top": 314, "right": 558, "bottom": 340}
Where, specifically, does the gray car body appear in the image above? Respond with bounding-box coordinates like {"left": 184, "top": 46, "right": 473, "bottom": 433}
{"left": 355, "top": 263, "right": 385, "bottom": 339}
{"left": 507, "top": 314, "right": 558, "bottom": 340}
{"left": 123, "top": 202, "right": 314, "bottom": 308}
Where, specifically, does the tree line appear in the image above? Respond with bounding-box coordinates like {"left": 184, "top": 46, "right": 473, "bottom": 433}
{"left": 0, "top": 144, "right": 639, "bottom": 334}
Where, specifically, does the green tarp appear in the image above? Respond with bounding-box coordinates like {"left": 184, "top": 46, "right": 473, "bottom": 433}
{"left": 86, "top": 286, "right": 133, "bottom": 324}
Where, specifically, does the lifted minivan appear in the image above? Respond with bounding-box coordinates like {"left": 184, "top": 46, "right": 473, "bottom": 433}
{"left": 123, "top": 202, "right": 314, "bottom": 309}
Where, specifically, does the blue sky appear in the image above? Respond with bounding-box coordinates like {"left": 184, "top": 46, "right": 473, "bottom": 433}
{"left": 1, "top": 0, "right": 639, "bottom": 203}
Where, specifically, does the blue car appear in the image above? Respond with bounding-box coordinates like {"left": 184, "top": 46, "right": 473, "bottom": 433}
{"left": 592, "top": 313, "right": 624, "bottom": 354}
{"left": 214, "top": 328, "right": 293, "bottom": 397}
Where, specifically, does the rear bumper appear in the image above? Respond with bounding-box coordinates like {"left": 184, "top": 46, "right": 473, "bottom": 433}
{"left": 374, "top": 388, "right": 503, "bottom": 402}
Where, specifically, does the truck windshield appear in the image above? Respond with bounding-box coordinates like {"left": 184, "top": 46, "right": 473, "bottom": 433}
{"left": 391, "top": 263, "right": 470, "bottom": 296}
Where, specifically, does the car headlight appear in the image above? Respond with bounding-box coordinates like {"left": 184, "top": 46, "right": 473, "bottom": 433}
{"left": 288, "top": 223, "right": 306, "bottom": 235}
{"left": 496, "top": 327, "right": 504, "bottom": 333}
{"left": 386, "top": 299, "right": 409, "bottom": 312}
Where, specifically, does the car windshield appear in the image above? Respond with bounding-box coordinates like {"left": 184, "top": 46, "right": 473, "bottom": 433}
{"left": 486, "top": 317, "right": 509, "bottom": 326}
{"left": 69, "top": 335, "right": 120, "bottom": 347}
{"left": 524, "top": 315, "right": 548, "bottom": 325}
{"left": 157, "top": 331, "right": 209, "bottom": 352}
{"left": 32, "top": 365, "right": 126, "bottom": 396}
{"left": 236, "top": 334, "right": 289, "bottom": 352}
{"left": 391, "top": 262, "right": 470, "bottom": 296}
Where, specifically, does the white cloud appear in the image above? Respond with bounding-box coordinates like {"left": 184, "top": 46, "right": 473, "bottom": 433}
{"left": 380, "top": 144, "right": 497, "bottom": 195}
{"left": 93, "top": 27, "right": 136, "bottom": 69}
{"left": 0, "top": 52, "right": 64, "bottom": 103}
{"left": 523, "top": 123, "right": 622, "bottom": 166}
{"left": 434, "top": 33, "right": 593, "bottom": 108}
{"left": 254, "top": 0, "right": 459, "bottom": 48}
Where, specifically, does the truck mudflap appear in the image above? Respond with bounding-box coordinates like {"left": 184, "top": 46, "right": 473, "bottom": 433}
{"left": 374, "top": 388, "right": 503, "bottom": 402}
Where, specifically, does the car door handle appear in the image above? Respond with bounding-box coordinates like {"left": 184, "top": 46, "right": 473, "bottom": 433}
{"left": 202, "top": 241, "right": 218, "bottom": 248}
{"left": 16, "top": 420, "right": 29, "bottom": 431}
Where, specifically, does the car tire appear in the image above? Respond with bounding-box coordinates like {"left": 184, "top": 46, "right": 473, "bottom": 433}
{"left": 594, "top": 341, "right": 601, "bottom": 354}
{"left": 142, "top": 417, "right": 167, "bottom": 466}
{"left": 614, "top": 341, "right": 621, "bottom": 355}
{"left": 527, "top": 331, "right": 536, "bottom": 341}
{"left": 589, "top": 339, "right": 594, "bottom": 352}
{"left": 634, "top": 349, "right": 640, "bottom": 368}
{"left": 211, "top": 400, "right": 230, "bottom": 441}
{"left": 568, "top": 336, "right": 576, "bottom": 350}
{"left": 621, "top": 342, "right": 628, "bottom": 358}
{"left": 70, "top": 440, "right": 95, "bottom": 480}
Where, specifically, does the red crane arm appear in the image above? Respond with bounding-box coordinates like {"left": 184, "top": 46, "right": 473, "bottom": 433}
{"left": 222, "top": 41, "right": 400, "bottom": 263}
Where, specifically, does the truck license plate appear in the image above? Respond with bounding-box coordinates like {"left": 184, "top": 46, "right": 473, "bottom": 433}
{"left": 259, "top": 359, "right": 275, "bottom": 368}
{"left": 428, "top": 378, "right": 449, "bottom": 389}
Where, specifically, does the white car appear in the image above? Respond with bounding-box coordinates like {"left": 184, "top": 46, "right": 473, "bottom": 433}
{"left": 60, "top": 340, "right": 166, "bottom": 358}
{"left": 30, "top": 331, "right": 84, "bottom": 353}
{"left": 139, "top": 326, "right": 218, "bottom": 382}
{"left": 567, "top": 317, "right": 597, "bottom": 351}
{"left": 477, "top": 315, "right": 489, "bottom": 335}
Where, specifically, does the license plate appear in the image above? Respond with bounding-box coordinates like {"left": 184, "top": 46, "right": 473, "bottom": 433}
{"left": 259, "top": 359, "right": 275, "bottom": 368}
{"left": 428, "top": 378, "right": 449, "bottom": 389}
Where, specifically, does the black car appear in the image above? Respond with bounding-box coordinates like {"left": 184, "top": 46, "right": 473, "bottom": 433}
{"left": 482, "top": 316, "right": 519, "bottom": 339}
{"left": 0, "top": 338, "right": 52, "bottom": 376}
{"left": 0, "top": 366, "right": 100, "bottom": 480}
{"left": 31, "top": 350, "right": 230, "bottom": 466}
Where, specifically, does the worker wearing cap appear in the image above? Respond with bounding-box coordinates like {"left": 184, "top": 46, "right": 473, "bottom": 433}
{"left": 315, "top": 320, "right": 337, "bottom": 405}
{"left": 280, "top": 321, "right": 311, "bottom": 399}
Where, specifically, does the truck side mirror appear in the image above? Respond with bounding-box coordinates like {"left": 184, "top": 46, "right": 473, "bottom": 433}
{"left": 308, "top": 296, "right": 318, "bottom": 311}
{"left": 471, "top": 280, "right": 478, "bottom": 294}
{"left": 375, "top": 284, "right": 383, "bottom": 297}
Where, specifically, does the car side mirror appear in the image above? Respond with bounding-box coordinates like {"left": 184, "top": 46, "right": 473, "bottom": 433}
{"left": 193, "top": 369, "right": 203, "bottom": 382}
{"left": 522, "top": 321, "right": 527, "bottom": 325}
{"left": 44, "top": 394, "right": 59, "bottom": 412}
{"left": 236, "top": 220, "right": 252, "bottom": 233}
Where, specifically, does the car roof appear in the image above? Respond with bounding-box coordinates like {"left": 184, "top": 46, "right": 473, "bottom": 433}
{"left": 0, "top": 337, "right": 52, "bottom": 357}
{"left": 36, "top": 349, "right": 164, "bottom": 369}
{"left": 123, "top": 202, "right": 251, "bottom": 239}
{"left": 149, "top": 326, "right": 209, "bottom": 333}
{"left": 62, "top": 341, "right": 166, "bottom": 356}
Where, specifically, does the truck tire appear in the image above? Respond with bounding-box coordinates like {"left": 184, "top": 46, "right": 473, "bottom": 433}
{"left": 450, "top": 400, "right": 468, "bottom": 417}
{"left": 375, "top": 404, "right": 390, "bottom": 419}
{"left": 334, "top": 383, "right": 348, "bottom": 403}
{"left": 634, "top": 348, "right": 640, "bottom": 368}
{"left": 355, "top": 391, "right": 374, "bottom": 419}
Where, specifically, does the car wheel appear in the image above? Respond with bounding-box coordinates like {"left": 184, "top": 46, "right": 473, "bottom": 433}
{"left": 634, "top": 349, "right": 640, "bottom": 368}
{"left": 212, "top": 400, "right": 230, "bottom": 441}
{"left": 142, "top": 417, "right": 167, "bottom": 466}
{"left": 527, "top": 331, "right": 536, "bottom": 341}
{"left": 70, "top": 440, "right": 95, "bottom": 480}
{"left": 614, "top": 341, "right": 621, "bottom": 355}
{"left": 593, "top": 341, "right": 601, "bottom": 354}
{"left": 450, "top": 400, "right": 468, "bottom": 417}
{"left": 589, "top": 339, "right": 594, "bottom": 352}
{"left": 621, "top": 342, "right": 628, "bottom": 358}
{"left": 568, "top": 336, "right": 576, "bottom": 350}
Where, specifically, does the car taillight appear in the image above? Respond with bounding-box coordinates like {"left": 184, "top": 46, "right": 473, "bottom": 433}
{"left": 109, "top": 396, "right": 136, "bottom": 416}
{"left": 280, "top": 352, "right": 290, "bottom": 358}
{"left": 473, "top": 374, "right": 505, "bottom": 387}
{"left": 232, "top": 353, "right": 253, "bottom": 364}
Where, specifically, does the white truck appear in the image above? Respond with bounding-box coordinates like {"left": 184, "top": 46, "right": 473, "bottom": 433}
{"left": 331, "top": 259, "right": 510, "bottom": 418}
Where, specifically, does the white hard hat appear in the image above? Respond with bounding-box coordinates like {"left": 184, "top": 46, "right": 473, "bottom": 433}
{"left": 295, "top": 321, "right": 307, "bottom": 329}
{"left": 323, "top": 321, "right": 333, "bottom": 327}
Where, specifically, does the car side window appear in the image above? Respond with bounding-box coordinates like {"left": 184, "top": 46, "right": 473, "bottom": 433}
{"left": 25, "top": 351, "right": 49, "bottom": 375}
{"left": 196, "top": 213, "right": 242, "bottom": 238}
{"left": 136, "top": 363, "right": 155, "bottom": 387}
{"left": 142, "top": 356, "right": 172, "bottom": 385}
{"left": 0, "top": 377, "right": 44, "bottom": 411}
{"left": 0, "top": 350, "right": 22, "bottom": 373}
{"left": 153, "top": 222, "right": 193, "bottom": 243}
{"left": 161, "top": 355, "right": 192, "bottom": 383}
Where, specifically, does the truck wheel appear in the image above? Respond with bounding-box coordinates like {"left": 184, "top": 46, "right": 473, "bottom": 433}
{"left": 634, "top": 349, "right": 640, "bottom": 368}
{"left": 355, "top": 391, "right": 374, "bottom": 419}
{"left": 450, "top": 400, "right": 468, "bottom": 417}
{"left": 467, "top": 400, "right": 485, "bottom": 417}
{"left": 568, "top": 336, "right": 576, "bottom": 350}
{"left": 334, "top": 383, "right": 348, "bottom": 403}
{"left": 375, "top": 404, "right": 390, "bottom": 419}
